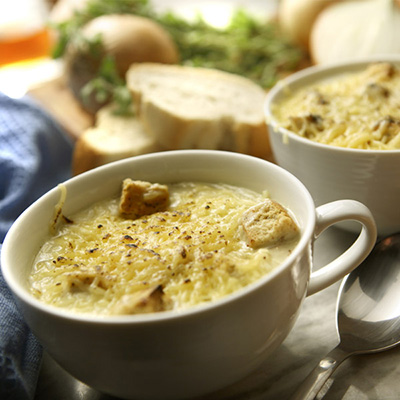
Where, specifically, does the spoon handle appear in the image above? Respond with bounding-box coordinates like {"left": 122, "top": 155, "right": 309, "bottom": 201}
{"left": 290, "top": 345, "right": 350, "bottom": 400}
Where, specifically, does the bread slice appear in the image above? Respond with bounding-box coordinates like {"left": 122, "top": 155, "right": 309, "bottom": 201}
{"left": 72, "top": 104, "right": 162, "bottom": 175}
{"left": 126, "top": 63, "right": 272, "bottom": 160}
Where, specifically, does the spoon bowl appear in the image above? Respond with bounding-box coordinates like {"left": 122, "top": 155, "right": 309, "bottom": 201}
{"left": 291, "top": 233, "right": 400, "bottom": 399}
{"left": 338, "top": 234, "right": 400, "bottom": 353}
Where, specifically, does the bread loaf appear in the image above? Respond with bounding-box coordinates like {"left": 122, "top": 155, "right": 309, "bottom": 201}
{"left": 126, "top": 63, "right": 272, "bottom": 160}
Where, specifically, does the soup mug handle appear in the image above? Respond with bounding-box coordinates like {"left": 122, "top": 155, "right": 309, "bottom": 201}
{"left": 307, "top": 200, "right": 377, "bottom": 296}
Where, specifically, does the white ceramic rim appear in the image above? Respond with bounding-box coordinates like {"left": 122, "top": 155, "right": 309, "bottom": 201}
{"left": 2, "top": 150, "right": 316, "bottom": 325}
{"left": 264, "top": 55, "right": 400, "bottom": 155}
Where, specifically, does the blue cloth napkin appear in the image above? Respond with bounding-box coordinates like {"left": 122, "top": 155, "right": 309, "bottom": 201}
{"left": 0, "top": 92, "right": 73, "bottom": 399}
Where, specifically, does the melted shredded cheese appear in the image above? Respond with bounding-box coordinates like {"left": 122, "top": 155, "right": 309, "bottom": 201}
{"left": 30, "top": 182, "right": 299, "bottom": 315}
{"left": 50, "top": 184, "right": 67, "bottom": 235}
{"left": 273, "top": 62, "right": 400, "bottom": 150}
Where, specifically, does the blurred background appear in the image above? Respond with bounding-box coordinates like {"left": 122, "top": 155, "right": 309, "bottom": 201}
{"left": 0, "top": 0, "right": 278, "bottom": 98}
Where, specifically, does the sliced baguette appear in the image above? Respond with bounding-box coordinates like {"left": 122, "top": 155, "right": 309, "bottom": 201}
{"left": 72, "top": 104, "right": 162, "bottom": 175}
{"left": 126, "top": 63, "right": 272, "bottom": 160}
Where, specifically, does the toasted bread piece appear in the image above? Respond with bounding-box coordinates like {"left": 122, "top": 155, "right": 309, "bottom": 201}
{"left": 241, "top": 199, "right": 299, "bottom": 248}
{"left": 72, "top": 104, "right": 162, "bottom": 175}
{"left": 126, "top": 63, "right": 272, "bottom": 160}
{"left": 119, "top": 179, "right": 169, "bottom": 219}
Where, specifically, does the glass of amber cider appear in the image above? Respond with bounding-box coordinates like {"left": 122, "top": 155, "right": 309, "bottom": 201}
{"left": 0, "top": 0, "right": 51, "bottom": 66}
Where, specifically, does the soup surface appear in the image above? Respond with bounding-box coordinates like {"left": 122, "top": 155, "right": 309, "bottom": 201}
{"left": 30, "top": 181, "right": 299, "bottom": 315}
{"left": 273, "top": 62, "right": 400, "bottom": 150}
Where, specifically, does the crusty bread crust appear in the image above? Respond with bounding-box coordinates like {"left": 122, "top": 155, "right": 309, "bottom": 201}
{"left": 127, "top": 63, "right": 272, "bottom": 160}
{"left": 72, "top": 104, "right": 162, "bottom": 175}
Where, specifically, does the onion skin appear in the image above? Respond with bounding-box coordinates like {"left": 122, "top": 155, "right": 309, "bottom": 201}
{"left": 64, "top": 14, "right": 179, "bottom": 114}
{"left": 279, "top": 0, "right": 338, "bottom": 50}
{"left": 310, "top": 0, "right": 400, "bottom": 65}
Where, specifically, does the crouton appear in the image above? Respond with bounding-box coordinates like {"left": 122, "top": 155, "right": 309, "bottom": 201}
{"left": 119, "top": 179, "right": 169, "bottom": 218}
{"left": 241, "top": 199, "right": 299, "bottom": 248}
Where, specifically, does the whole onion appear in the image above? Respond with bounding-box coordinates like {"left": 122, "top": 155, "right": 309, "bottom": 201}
{"left": 310, "top": 0, "right": 400, "bottom": 64}
{"left": 279, "top": 0, "right": 338, "bottom": 50}
{"left": 64, "top": 14, "right": 179, "bottom": 114}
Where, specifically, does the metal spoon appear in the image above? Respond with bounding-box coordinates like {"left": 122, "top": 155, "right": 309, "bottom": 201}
{"left": 291, "top": 233, "right": 400, "bottom": 400}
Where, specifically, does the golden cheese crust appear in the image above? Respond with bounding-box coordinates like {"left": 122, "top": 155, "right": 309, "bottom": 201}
{"left": 274, "top": 62, "right": 400, "bottom": 149}
{"left": 30, "top": 182, "right": 299, "bottom": 315}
